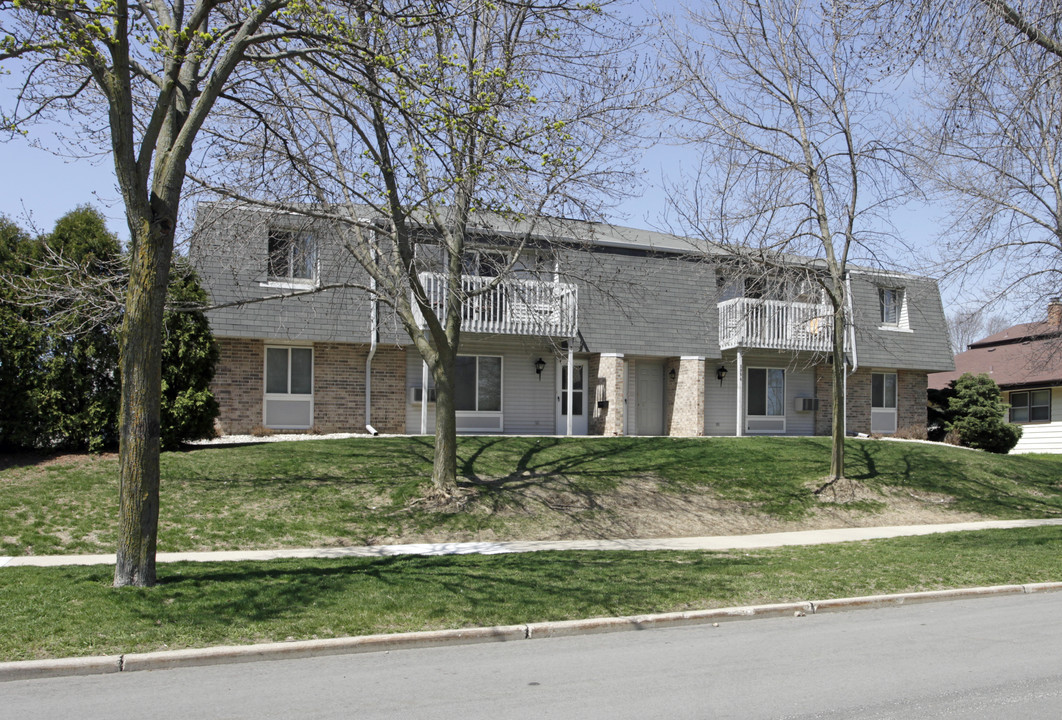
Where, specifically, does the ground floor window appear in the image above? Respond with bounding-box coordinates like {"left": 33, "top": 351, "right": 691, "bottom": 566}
{"left": 1010, "top": 389, "right": 1051, "bottom": 423}
{"left": 871, "top": 372, "right": 898, "bottom": 434}
{"left": 747, "top": 368, "right": 785, "bottom": 416}
{"left": 455, "top": 355, "right": 502, "bottom": 412}
{"left": 872, "top": 372, "right": 897, "bottom": 409}
{"left": 264, "top": 346, "right": 313, "bottom": 428}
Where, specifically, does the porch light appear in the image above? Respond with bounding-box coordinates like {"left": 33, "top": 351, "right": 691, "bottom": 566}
{"left": 534, "top": 357, "right": 546, "bottom": 378}
{"left": 717, "top": 365, "right": 728, "bottom": 385}
{"left": 669, "top": 368, "right": 677, "bottom": 381}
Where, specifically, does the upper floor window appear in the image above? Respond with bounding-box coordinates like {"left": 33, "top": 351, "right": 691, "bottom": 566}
{"left": 268, "top": 229, "right": 316, "bottom": 282}
{"left": 879, "top": 287, "right": 905, "bottom": 326}
{"left": 1010, "top": 389, "right": 1051, "bottom": 423}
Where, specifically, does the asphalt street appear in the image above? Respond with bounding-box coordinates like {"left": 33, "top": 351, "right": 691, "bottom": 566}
{"left": 4, "top": 591, "right": 1062, "bottom": 719}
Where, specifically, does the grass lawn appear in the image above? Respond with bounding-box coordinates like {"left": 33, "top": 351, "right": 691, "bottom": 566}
{"left": 2, "top": 525, "right": 1061, "bottom": 662}
{"left": 3, "top": 436, "right": 1062, "bottom": 556}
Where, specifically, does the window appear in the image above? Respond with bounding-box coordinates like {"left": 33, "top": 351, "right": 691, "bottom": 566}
{"left": 268, "top": 229, "right": 316, "bottom": 281}
{"left": 1010, "top": 389, "right": 1051, "bottom": 423}
{"left": 747, "top": 368, "right": 785, "bottom": 416}
{"left": 266, "top": 347, "right": 313, "bottom": 395}
{"left": 879, "top": 288, "right": 903, "bottom": 325}
{"left": 872, "top": 372, "right": 897, "bottom": 409}
{"left": 454, "top": 355, "right": 502, "bottom": 412}
{"left": 264, "top": 346, "right": 313, "bottom": 428}
{"left": 871, "top": 372, "right": 898, "bottom": 434}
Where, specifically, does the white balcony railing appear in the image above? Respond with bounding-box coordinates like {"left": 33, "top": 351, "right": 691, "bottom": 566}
{"left": 415, "top": 272, "right": 578, "bottom": 337}
{"left": 718, "top": 297, "right": 835, "bottom": 352}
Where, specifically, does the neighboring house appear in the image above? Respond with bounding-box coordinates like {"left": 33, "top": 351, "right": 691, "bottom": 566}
{"left": 929, "top": 301, "right": 1062, "bottom": 454}
{"left": 189, "top": 204, "right": 954, "bottom": 439}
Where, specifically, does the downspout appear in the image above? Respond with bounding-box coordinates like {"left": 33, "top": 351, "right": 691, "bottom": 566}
{"left": 364, "top": 231, "right": 379, "bottom": 436}
{"left": 844, "top": 271, "right": 858, "bottom": 433}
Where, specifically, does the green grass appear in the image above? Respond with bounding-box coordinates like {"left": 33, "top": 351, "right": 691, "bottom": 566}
{"left": 2, "top": 525, "right": 1061, "bottom": 662}
{"left": 3, "top": 436, "right": 1062, "bottom": 556}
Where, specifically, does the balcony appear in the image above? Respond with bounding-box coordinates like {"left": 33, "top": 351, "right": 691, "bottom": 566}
{"left": 718, "top": 297, "right": 834, "bottom": 352}
{"left": 415, "top": 272, "right": 578, "bottom": 337}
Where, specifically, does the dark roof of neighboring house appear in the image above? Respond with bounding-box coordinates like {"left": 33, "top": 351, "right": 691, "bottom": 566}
{"left": 928, "top": 311, "right": 1062, "bottom": 390}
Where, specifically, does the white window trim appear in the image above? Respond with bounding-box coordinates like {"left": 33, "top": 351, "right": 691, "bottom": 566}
{"left": 745, "top": 367, "right": 786, "bottom": 434}
{"left": 455, "top": 354, "right": 504, "bottom": 417}
{"left": 263, "top": 345, "right": 314, "bottom": 429}
{"left": 871, "top": 371, "right": 898, "bottom": 434}
{"left": 264, "top": 228, "right": 319, "bottom": 288}
{"left": 878, "top": 287, "right": 910, "bottom": 330}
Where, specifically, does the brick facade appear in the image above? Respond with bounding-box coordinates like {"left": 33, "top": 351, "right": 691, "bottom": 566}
{"left": 665, "top": 356, "right": 705, "bottom": 436}
{"left": 211, "top": 337, "right": 405, "bottom": 435}
{"left": 213, "top": 338, "right": 265, "bottom": 435}
{"left": 815, "top": 366, "right": 928, "bottom": 437}
{"left": 589, "top": 354, "right": 626, "bottom": 436}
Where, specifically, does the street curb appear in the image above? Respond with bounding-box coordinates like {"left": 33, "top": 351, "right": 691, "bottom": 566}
{"left": 3, "top": 581, "right": 1061, "bottom": 683}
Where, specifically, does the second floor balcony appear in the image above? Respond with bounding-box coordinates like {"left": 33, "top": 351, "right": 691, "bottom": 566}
{"left": 719, "top": 297, "right": 835, "bottom": 352}
{"left": 415, "top": 272, "right": 578, "bottom": 337}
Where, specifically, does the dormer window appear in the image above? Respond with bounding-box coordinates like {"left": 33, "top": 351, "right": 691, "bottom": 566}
{"left": 878, "top": 287, "right": 910, "bottom": 330}
{"left": 268, "top": 229, "right": 316, "bottom": 281}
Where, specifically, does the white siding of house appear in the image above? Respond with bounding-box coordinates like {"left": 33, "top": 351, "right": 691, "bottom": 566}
{"left": 704, "top": 352, "right": 816, "bottom": 436}
{"left": 1008, "top": 387, "right": 1062, "bottom": 454}
{"left": 404, "top": 338, "right": 557, "bottom": 434}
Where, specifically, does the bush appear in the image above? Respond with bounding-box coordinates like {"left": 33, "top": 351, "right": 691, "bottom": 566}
{"left": 160, "top": 263, "right": 220, "bottom": 449}
{"left": 946, "top": 373, "right": 1022, "bottom": 454}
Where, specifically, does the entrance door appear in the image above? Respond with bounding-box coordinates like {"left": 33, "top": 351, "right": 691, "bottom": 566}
{"left": 636, "top": 361, "right": 665, "bottom": 435}
{"left": 555, "top": 359, "right": 588, "bottom": 435}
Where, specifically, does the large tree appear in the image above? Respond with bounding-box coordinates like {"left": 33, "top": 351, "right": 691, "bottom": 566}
{"left": 201, "top": 0, "right": 645, "bottom": 496}
{"left": 0, "top": 0, "right": 338, "bottom": 585}
{"left": 659, "top": 0, "right": 913, "bottom": 485}
{"left": 908, "top": 0, "right": 1062, "bottom": 315}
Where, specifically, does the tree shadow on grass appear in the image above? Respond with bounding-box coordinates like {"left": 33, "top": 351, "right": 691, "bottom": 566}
{"left": 143, "top": 552, "right": 759, "bottom": 632}
{"left": 847, "top": 441, "right": 1062, "bottom": 518}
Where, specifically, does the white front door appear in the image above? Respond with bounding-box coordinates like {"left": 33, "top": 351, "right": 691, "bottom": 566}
{"left": 556, "top": 359, "right": 588, "bottom": 435}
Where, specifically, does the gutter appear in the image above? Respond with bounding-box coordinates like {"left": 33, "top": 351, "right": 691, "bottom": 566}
{"left": 365, "top": 227, "right": 379, "bottom": 436}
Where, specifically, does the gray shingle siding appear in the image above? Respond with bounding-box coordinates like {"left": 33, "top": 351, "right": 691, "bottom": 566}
{"left": 189, "top": 204, "right": 949, "bottom": 372}
{"left": 191, "top": 204, "right": 406, "bottom": 344}
{"left": 849, "top": 271, "right": 954, "bottom": 372}
{"left": 562, "top": 248, "right": 719, "bottom": 357}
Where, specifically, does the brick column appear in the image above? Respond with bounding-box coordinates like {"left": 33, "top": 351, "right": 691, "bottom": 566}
{"left": 591, "top": 354, "right": 625, "bottom": 436}
{"left": 666, "top": 356, "right": 705, "bottom": 437}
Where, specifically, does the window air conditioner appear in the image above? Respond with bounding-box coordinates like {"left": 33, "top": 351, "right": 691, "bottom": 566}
{"left": 796, "top": 397, "right": 820, "bottom": 412}
{"left": 409, "top": 387, "right": 437, "bottom": 404}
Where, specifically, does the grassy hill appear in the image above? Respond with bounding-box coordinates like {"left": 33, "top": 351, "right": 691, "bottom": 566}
{"left": 3, "top": 435, "right": 1061, "bottom": 556}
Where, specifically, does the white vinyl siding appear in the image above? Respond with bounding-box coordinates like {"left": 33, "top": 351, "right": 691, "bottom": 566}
{"left": 1009, "top": 388, "right": 1062, "bottom": 454}
{"left": 404, "top": 340, "right": 554, "bottom": 434}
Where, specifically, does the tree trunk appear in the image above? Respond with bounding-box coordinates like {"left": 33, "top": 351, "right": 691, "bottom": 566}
{"left": 113, "top": 213, "right": 175, "bottom": 588}
{"left": 829, "top": 307, "right": 846, "bottom": 482}
{"left": 429, "top": 349, "right": 459, "bottom": 497}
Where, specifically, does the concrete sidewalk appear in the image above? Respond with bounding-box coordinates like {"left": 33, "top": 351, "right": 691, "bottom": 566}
{"left": 4, "top": 518, "right": 1061, "bottom": 568}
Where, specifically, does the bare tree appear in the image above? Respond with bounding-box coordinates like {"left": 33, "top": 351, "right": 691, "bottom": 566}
{"left": 946, "top": 308, "right": 1012, "bottom": 353}
{"left": 199, "top": 0, "right": 646, "bottom": 497}
{"left": 908, "top": 1, "right": 1062, "bottom": 318}
{"left": 659, "top": 0, "right": 913, "bottom": 486}
{"left": 0, "top": 0, "right": 374, "bottom": 586}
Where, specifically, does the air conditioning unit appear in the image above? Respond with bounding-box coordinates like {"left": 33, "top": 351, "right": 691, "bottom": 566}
{"left": 408, "top": 387, "right": 437, "bottom": 404}
{"left": 796, "top": 397, "right": 820, "bottom": 412}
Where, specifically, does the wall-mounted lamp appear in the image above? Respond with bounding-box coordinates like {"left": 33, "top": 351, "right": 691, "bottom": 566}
{"left": 534, "top": 357, "right": 546, "bottom": 379}
{"left": 669, "top": 368, "right": 677, "bottom": 381}
{"left": 716, "top": 365, "right": 728, "bottom": 386}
